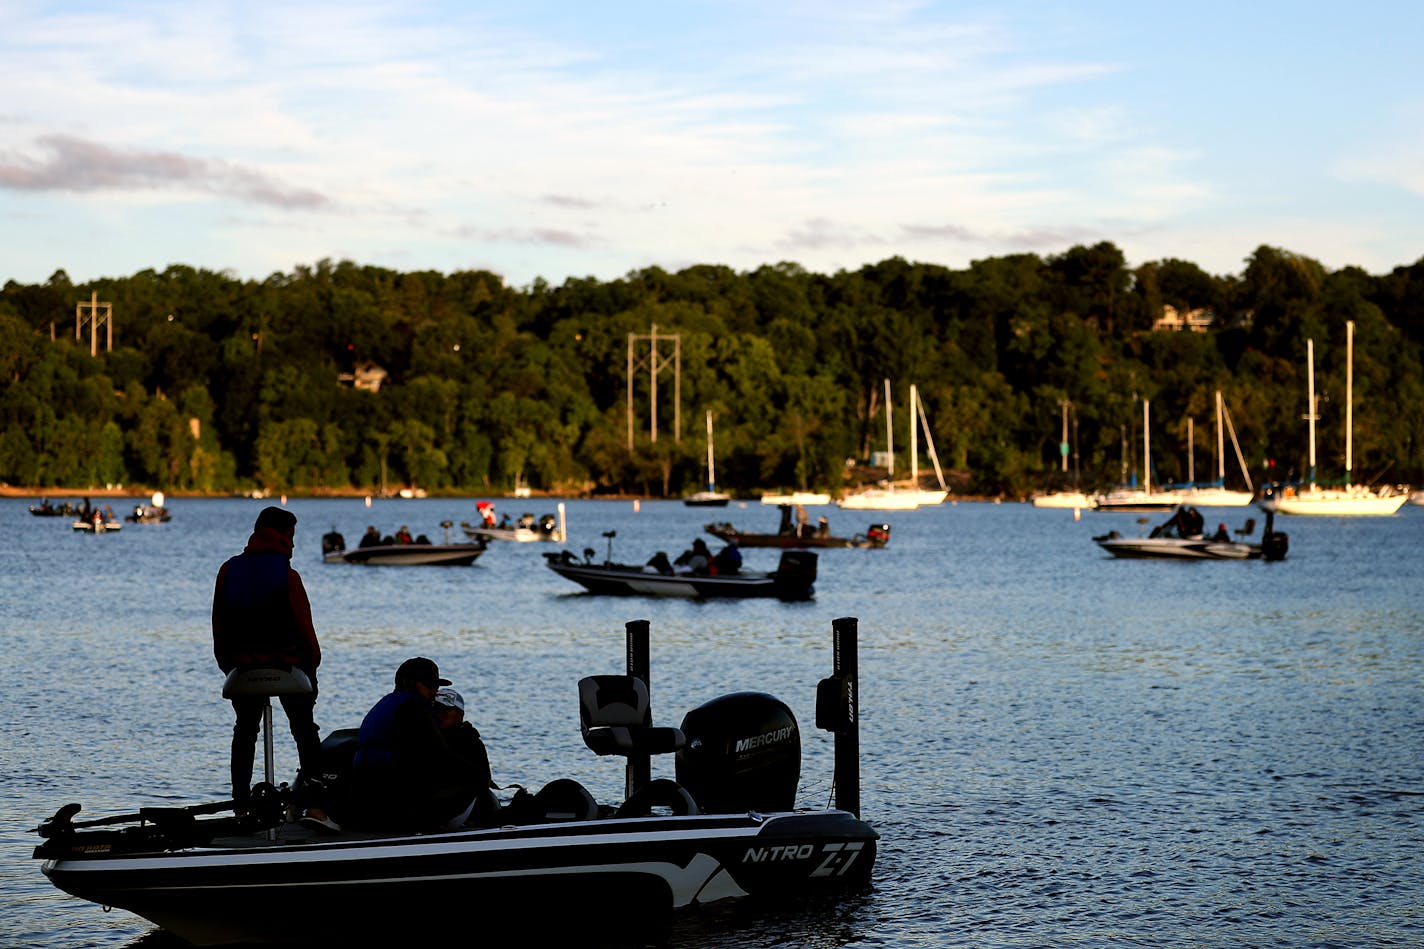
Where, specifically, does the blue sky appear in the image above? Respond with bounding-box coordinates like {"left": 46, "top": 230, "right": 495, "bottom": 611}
{"left": 2, "top": 1, "right": 1420, "bottom": 288}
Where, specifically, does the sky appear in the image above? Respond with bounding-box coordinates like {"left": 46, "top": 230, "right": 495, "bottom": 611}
{"left": 2, "top": 0, "right": 1421, "bottom": 290}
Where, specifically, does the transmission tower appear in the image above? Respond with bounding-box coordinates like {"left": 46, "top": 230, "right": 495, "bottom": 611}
{"left": 626, "top": 324, "right": 681, "bottom": 451}
{"left": 76, "top": 291, "right": 113, "bottom": 356}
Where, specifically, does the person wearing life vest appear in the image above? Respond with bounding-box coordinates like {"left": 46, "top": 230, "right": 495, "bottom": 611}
{"left": 212, "top": 506, "right": 323, "bottom": 808}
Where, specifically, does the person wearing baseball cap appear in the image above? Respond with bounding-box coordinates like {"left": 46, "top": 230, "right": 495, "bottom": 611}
{"left": 433, "top": 687, "right": 496, "bottom": 823}
{"left": 349, "top": 657, "right": 479, "bottom": 831}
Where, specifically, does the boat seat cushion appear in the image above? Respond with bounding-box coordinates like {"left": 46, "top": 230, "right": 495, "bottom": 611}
{"left": 578, "top": 675, "right": 685, "bottom": 756}
{"left": 222, "top": 665, "right": 313, "bottom": 698}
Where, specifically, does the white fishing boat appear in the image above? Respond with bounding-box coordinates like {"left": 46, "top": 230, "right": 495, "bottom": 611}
{"left": 1259, "top": 323, "right": 1409, "bottom": 516}
{"left": 462, "top": 502, "right": 567, "bottom": 542}
{"left": 1094, "top": 508, "right": 1288, "bottom": 561}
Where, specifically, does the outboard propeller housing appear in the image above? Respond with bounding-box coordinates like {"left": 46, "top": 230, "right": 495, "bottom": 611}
{"left": 676, "top": 691, "right": 800, "bottom": 813}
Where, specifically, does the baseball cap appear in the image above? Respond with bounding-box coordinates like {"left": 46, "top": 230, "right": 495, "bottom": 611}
{"left": 433, "top": 687, "right": 465, "bottom": 713}
{"left": 395, "top": 657, "right": 451, "bottom": 689}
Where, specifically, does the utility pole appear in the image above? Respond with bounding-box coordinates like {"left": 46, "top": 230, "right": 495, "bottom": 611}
{"left": 626, "top": 324, "right": 681, "bottom": 452}
{"left": 76, "top": 291, "right": 113, "bottom": 356}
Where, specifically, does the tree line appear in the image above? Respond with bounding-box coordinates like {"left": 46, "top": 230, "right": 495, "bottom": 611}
{"left": 3, "top": 243, "right": 1422, "bottom": 498}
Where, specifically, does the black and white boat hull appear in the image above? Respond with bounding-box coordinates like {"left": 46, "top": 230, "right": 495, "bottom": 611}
{"left": 41, "top": 809, "right": 874, "bottom": 945}
{"left": 1095, "top": 536, "right": 1263, "bottom": 559}
{"left": 704, "top": 523, "right": 890, "bottom": 549}
{"left": 544, "top": 551, "right": 816, "bottom": 600}
{"left": 323, "top": 543, "right": 487, "bottom": 566}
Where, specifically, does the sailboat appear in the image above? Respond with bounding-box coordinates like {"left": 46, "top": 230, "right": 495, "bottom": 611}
{"left": 1031, "top": 401, "right": 1092, "bottom": 508}
{"left": 1093, "top": 400, "right": 1183, "bottom": 512}
{"left": 1259, "top": 322, "right": 1408, "bottom": 516}
{"left": 838, "top": 380, "right": 921, "bottom": 510}
{"left": 903, "top": 384, "right": 950, "bottom": 506}
{"left": 1177, "top": 391, "right": 1254, "bottom": 507}
{"left": 684, "top": 410, "right": 732, "bottom": 507}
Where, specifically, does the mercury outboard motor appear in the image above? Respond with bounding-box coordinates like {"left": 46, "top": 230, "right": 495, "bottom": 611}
{"left": 676, "top": 691, "right": 800, "bottom": 813}
{"left": 321, "top": 530, "right": 345, "bottom": 555}
{"left": 772, "top": 550, "right": 817, "bottom": 600}
{"left": 1261, "top": 511, "right": 1289, "bottom": 562}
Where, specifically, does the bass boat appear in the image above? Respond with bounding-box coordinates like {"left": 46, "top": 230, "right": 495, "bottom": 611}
{"left": 1094, "top": 507, "right": 1288, "bottom": 561}
{"left": 705, "top": 520, "right": 890, "bottom": 549}
{"left": 322, "top": 523, "right": 488, "bottom": 566}
{"left": 544, "top": 545, "right": 817, "bottom": 600}
{"left": 34, "top": 618, "right": 877, "bottom": 945}
{"left": 461, "top": 501, "right": 567, "bottom": 542}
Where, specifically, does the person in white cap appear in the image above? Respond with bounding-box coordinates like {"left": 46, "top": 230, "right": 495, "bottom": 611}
{"left": 433, "top": 687, "right": 496, "bottom": 823}
{"left": 349, "top": 658, "right": 479, "bottom": 831}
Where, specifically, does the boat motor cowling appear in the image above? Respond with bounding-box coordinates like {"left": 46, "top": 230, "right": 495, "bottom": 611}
{"left": 676, "top": 691, "right": 800, "bottom": 814}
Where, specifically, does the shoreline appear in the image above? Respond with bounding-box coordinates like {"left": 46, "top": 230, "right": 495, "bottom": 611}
{"left": 3, "top": 485, "right": 1013, "bottom": 503}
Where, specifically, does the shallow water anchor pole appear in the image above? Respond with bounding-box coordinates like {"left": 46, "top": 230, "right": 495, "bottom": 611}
{"left": 625, "top": 619, "right": 653, "bottom": 798}
{"left": 816, "top": 616, "right": 861, "bottom": 818}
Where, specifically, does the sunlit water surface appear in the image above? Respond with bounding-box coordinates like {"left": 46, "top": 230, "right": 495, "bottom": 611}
{"left": 2, "top": 497, "right": 1421, "bottom": 947}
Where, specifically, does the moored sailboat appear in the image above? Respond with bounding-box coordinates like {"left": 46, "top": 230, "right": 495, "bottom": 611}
{"left": 1177, "top": 391, "right": 1254, "bottom": 507}
{"left": 1259, "top": 322, "right": 1408, "bottom": 516}
{"left": 1093, "top": 400, "right": 1182, "bottom": 512}
{"left": 1031, "top": 400, "right": 1092, "bottom": 508}
{"left": 839, "top": 380, "right": 920, "bottom": 510}
{"left": 684, "top": 410, "right": 732, "bottom": 507}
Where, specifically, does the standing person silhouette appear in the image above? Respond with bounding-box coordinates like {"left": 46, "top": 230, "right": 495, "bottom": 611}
{"left": 212, "top": 506, "right": 323, "bottom": 810}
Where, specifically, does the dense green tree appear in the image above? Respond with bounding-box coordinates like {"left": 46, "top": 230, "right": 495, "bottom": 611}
{"left": 1, "top": 250, "right": 1421, "bottom": 496}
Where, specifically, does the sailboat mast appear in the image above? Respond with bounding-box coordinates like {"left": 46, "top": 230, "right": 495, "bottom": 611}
{"left": 884, "top": 378, "right": 894, "bottom": 480}
{"left": 915, "top": 386, "right": 948, "bottom": 491}
{"left": 1187, "top": 416, "right": 1194, "bottom": 485}
{"left": 705, "top": 410, "right": 716, "bottom": 491}
{"left": 1306, "top": 339, "right": 1317, "bottom": 485}
{"left": 1345, "top": 320, "right": 1354, "bottom": 483}
{"left": 909, "top": 383, "right": 919, "bottom": 488}
{"left": 1143, "top": 400, "right": 1151, "bottom": 495}
{"left": 1215, "top": 390, "right": 1226, "bottom": 482}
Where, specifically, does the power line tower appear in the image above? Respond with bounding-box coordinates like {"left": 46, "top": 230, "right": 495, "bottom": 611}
{"left": 626, "top": 324, "right": 680, "bottom": 451}
{"left": 76, "top": 291, "right": 113, "bottom": 356}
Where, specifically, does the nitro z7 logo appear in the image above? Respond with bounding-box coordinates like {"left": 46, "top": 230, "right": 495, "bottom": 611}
{"left": 742, "top": 841, "right": 866, "bottom": 877}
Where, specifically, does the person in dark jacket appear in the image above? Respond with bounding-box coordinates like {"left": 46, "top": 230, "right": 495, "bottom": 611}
{"left": 212, "top": 506, "right": 323, "bottom": 807}
{"left": 433, "top": 686, "right": 499, "bottom": 825}
{"left": 350, "top": 657, "right": 480, "bottom": 831}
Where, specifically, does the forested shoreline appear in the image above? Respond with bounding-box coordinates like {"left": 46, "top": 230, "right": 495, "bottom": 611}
{"left": 3, "top": 242, "right": 1422, "bottom": 499}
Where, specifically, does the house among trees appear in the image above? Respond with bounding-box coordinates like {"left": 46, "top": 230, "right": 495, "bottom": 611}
{"left": 1154, "top": 305, "right": 1215, "bottom": 332}
{"left": 338, "top": 362, "right": 388, "bottom": 392}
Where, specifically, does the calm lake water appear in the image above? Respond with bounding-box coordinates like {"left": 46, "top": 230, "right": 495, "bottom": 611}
{"left": 3, "top": 495, "right": 1422, "bottom": 947}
